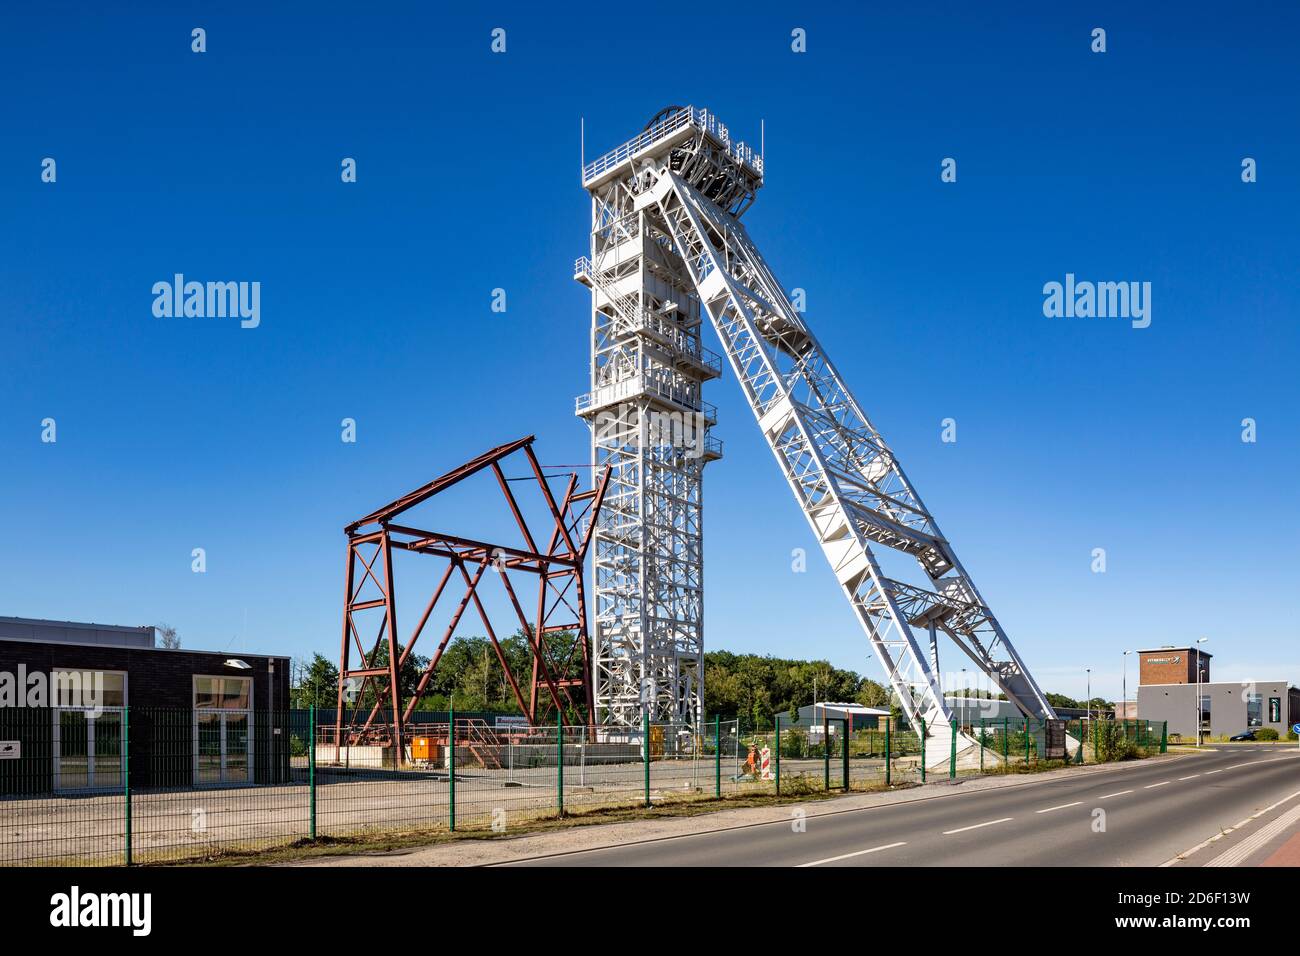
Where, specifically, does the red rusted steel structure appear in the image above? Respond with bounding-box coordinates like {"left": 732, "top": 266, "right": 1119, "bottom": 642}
{"left": 335, "top": 435, "right": 609, "bottom": 751}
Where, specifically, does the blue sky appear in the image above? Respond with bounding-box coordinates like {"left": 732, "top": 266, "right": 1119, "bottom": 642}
{"left": 1, "top": 2, "right": 1296, "bottom": 701}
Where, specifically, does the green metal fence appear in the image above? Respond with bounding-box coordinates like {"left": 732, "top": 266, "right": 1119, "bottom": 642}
{"left": 0, "top": 705, "right": 1167, "bottom": 865}
{"left": 968, "top": 716, "right": 1167, "bottom": 772}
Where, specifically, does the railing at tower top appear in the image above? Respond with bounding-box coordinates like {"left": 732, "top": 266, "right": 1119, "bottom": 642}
{"left": 581, "top": 106, "right": 764, "bottom": 187}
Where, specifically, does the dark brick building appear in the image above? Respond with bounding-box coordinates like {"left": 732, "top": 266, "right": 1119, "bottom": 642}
{"left": 1138, "top": 646, "right": 1210, "bottom": 686}
{"left": 0, "top": 618, "right": 290, "bottom": 795}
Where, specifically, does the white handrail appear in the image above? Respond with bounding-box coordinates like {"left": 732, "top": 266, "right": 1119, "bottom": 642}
{"left": 582, "top": 106, "right": 764, "bottom": 185}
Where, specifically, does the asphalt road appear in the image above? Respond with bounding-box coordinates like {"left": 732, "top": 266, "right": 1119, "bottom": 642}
{"left": 500, "top": 746, "right": 1300, "bottom": 867}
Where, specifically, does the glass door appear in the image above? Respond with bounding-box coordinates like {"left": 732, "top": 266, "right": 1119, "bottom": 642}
{"left": 193, "top": 676, "right": 253, "bottom": 786}
{"left": 91, "top": 711, "right": 123, "bottom": 789}
{"left": 193, "top": 712, "right": 253, "bottom": 785}
{"left": 224, "top": 714, "right": 249, "bottom": 784}
{"left": 196, "top": 712, "right": 224, "bottom": 785}
{"left": 54, "top": 710, "right": 89, "bottom": 790}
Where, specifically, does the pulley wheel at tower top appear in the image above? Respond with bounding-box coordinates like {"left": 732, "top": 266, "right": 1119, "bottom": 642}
{"left": 644, "top": 105, "right": 686, "bottom": 130}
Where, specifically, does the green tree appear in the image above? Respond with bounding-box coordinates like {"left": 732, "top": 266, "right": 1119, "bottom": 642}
{"left": 855, "top": 679, "right": 890, "bottom": 708}
{"left": 292, "top": 653, "right": 338, "bottom": 709}
{"left": 351, "top": 640, "right": 429, "bottom": 711}
{"left": 702, "top": 650, "right": 868, "bottom": 730}
{"left": 1046, "top": 692, "right": 1081, "bottom": 710}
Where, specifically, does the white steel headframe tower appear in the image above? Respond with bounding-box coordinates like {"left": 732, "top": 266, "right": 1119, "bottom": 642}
{"left": 578, "top": 107, "right": 1058, "bottom": 753}
{"left": 576, "top": 107, "right": 725, "bottom": 730}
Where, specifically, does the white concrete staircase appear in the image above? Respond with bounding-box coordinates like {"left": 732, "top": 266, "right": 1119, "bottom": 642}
{"left": 923, "top": 719, "right": 982, "bottom": 772}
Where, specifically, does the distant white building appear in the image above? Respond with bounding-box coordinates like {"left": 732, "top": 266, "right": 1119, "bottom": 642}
{"left": 945, "top": 696, "right": 1093, "bottom": 727}
{"left": 775, "top": 702, "right": 892, "bottom": 735}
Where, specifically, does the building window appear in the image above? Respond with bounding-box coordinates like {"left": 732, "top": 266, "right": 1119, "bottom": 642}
{"left": 1199, "top": 695, "right": 1211, "bottom": 732}
{"left": 53, "top": 670, "right": 126, "bottom": 708}
{"left": 1246, "top": 694, "right": 1263, "bottom": 728}
{"left": 1269, "top": 697, "right": 1281, "bottom": 723}
{"left": 195, "top": 676, "right": 251, "bottom": 710}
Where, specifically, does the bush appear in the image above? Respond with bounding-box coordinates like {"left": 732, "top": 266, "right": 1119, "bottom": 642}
{"left": 779, "top": 731, "right": 807, "bottom": 759}
{"left": 1095, "top": 722, "right": 1140, "bottom": 762}
{"left": 779, "top": 772, "right": 820, "bottom": 796}
{"left": 1287, "top": 731, "right": 1298, "bottom": 742}
{"left": 1255, "top": 727, "right": 1279, "bottom": 741}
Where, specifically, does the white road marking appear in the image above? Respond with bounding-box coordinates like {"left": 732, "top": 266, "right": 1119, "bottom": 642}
{"left": 1179, "top": 774, "right": 1201, "bottom": 780}
{"left": 1161, "top": 790, "right": 1300, "bottom": 866}
{"left": 1144, "top": 781, "right": 1170, "bottom": 789}
{"left": 943, "top": 817, "right": 1013, "bottom": 835}
{"left": 1204, "top": 769, "right": 1223, "bottom": 775}
{"left": 797, "top": 842, "right": 906, "bottom": 867}
{"left": 1036, "top": 801, "right": 1083, "bottom": 814}
{"left": 1099, "top": 790, "right": 1133, "bottom": 799}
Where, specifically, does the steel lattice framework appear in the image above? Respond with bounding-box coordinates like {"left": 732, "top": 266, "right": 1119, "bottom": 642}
{"left": 335, "top": 436, "right": 609, "bottom": 748}
{"left": 574, "top": 109, "right": 727, "bottom": 729}
{"left": 578, "top": 107, "right": 1059, "bottom": 751}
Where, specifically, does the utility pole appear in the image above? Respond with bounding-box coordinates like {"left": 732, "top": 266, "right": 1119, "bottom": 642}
{"left": 1122, "top": 650, "right": 1132, "bottom": 723}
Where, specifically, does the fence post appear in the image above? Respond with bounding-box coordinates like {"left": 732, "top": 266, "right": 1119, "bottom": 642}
{"left": 884, "top": 719, "right": 891, "bottom": 786}
{"left": 1002, "top": 716, "right": 1009, "bottom": 763}
{"left": 823, "top": 713, "right": 830, "bottom": 791}
{"left": 448, "top": 704, "right": 456, "bottom": 832}
{"left": 123, "top": 706, "right": 132, "bottom": 867}
{"left": 1023, "top": 718, "right": 1031, "bottom": 765}
{"left": 774, "top": 715, "right": 781, "bottom": 795}
{"left": 643, "top": 707, "right": 650, "bottom": 808}
{"left": 950, "top": 718, "right": 957, "bottom": 779}
{"left": 714, "top": 715, "right": 721, "bottom": 798}
{"left": 309, "top": 705, "right": 317, "bottom": 841}
{"left": 841, "top": 718, "right": 850, "bottom": 791}
{"left": 1160, "top": 721, "right": 1168, "bottom": 754}
{"left": 1075, "top": 719, "right": 1084, "bottom": 764}
{"left": 920, "top": 717, "right": 927, "bottom": 783}
{"left": 979, "top": 718, "right": 985, "bottom": 772}
{"left": 557, "top": 716, "right": 565, "bottom": 818}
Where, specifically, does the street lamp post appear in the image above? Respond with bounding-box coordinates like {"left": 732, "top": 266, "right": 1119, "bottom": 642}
{"left": 1123, "top": 650, "right": 1132, "bottom": 723}
{"left": 1195, "top": 637, "right": 1209, "bottom": 747}
{"left": 1085, "top": 668, "right": 1092, "bottom": 727}
{"left": 960, "top": 667, "right": 967, "bottom": 731}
